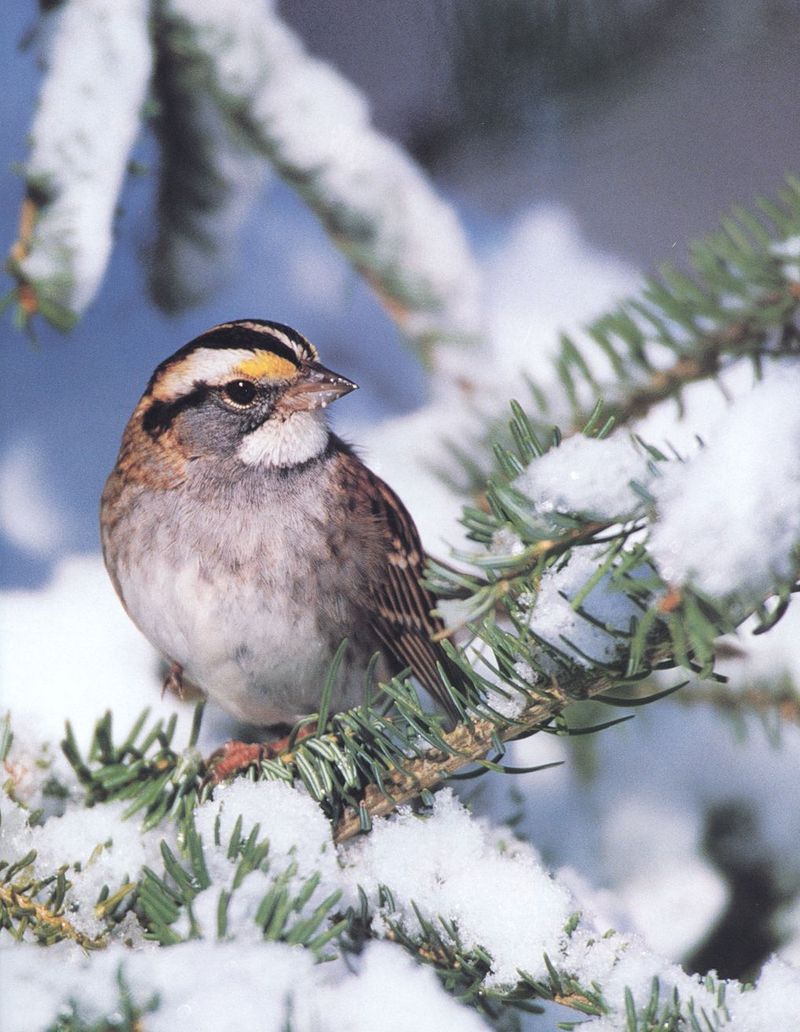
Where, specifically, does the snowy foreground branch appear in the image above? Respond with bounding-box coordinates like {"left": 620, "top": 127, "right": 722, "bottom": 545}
{"left": 7, "top": 0, "right": 481, "bottom": 357}
{"left": 3, "top": 764, "right": 800, "bottom": 1030}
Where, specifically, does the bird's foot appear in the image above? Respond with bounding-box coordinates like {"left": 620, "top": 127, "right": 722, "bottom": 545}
{"left": 266, "top": 721, "right": 317, "bottom": 755}
{"left": 205, "top": 740, "right": 267, "bottom": 784}
{"left": 162, "top": 662, "right": 183, "bottom": 699}
{"left": 205, "top": 723, "right": 318, "bottom": 785}
{"left": 162, "top": 661, "right": 204, "bottom": 702}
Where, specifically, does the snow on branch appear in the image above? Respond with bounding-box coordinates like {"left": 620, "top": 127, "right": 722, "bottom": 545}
{"left": 563, "top": 184, "right": 800, "bottom": 428}
{"left": 650, "top": 365, "right": 800, "bottom": 608}
{"left": 158, "top": 0, "right": 482, "bottom": 359}
{"left": 3, "top": 769, "right": 799, "bottom": 1030}
{"left": 8, "top": 0, "right": 152, "bottom": 326}
{"left": 442, "top": 179, "right": 800, "bottom": 464}
{"left": 8, "top": 0, "right": 482, "bottom": 356}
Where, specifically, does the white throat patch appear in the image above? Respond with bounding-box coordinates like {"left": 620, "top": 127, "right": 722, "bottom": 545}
{"left": 238, "top": 411, "right": 329, "bottom": 468}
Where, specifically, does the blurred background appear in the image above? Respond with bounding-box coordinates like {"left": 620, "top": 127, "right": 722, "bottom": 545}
{"left": 2, "top": 0, "right": 800, "bottom": 996}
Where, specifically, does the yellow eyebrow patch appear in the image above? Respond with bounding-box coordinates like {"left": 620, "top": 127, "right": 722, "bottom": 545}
{"left": 234, "top": 350, "right": 299, "bottom": 381}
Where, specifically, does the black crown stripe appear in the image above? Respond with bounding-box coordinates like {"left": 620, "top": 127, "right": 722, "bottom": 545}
{"left": 147, "top": 320, "right": 315, "bottom": 392}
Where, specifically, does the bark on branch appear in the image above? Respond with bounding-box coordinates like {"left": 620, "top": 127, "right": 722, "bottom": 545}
{"left": 332, "top": 659, "right": 660, "bottom": 844}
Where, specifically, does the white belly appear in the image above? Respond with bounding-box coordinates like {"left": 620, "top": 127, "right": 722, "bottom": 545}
{"left": 122, "top": 550, "right": 340, "bottom": 723}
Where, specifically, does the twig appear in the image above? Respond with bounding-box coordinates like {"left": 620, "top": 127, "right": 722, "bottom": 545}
{"left": 332, "top": 659, "right": 653, "bottom": 844}
{"left": 7, "top": 195, "right": 39, "bottom": 318}
{"left": 587, "top": 282, "right": 800, "bottom": 430}
{"left": 0, "top": 883, "right": 104, "bottom": 950}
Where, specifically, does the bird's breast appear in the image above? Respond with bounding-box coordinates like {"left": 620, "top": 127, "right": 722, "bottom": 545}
{"left": 105, "top": 461, "right": 378, "bottom": 723}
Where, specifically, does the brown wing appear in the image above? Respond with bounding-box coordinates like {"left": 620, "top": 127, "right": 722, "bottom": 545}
{"left": 335, "top": 445, "right": 463, "bottom": 716}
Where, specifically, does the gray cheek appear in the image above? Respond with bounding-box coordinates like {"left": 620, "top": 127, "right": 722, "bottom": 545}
{"left": 175, "top": 402, "right": 246, "bottom": 457}
{"left": 175, "top": 396, "right": 276, "bottom": 458}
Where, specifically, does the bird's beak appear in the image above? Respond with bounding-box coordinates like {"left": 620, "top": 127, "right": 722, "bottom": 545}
{"left": 279, "top": 363, "right": 359, "bottom": 413}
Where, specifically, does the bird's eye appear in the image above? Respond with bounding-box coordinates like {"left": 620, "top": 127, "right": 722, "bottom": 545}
{"left": 222, "top": 380, "right": 257, "bottom": 407}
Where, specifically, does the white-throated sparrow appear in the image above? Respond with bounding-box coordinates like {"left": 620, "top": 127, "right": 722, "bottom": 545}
{"left": 101, "top": 319, "right": 462, "bottom": 730}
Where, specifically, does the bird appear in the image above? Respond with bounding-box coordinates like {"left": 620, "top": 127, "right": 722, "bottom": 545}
{"left": 101, "top": 319, "right": 463, "bottom": 749}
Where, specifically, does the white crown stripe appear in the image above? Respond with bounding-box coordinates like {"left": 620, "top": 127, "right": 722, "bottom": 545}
{"left": 152, "top": 323, "right": 320, "bottom": 401}
{"left": 154, "top": 348, "right": 259, "bottom": 400}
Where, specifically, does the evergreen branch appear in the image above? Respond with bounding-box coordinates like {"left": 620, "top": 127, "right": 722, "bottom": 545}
{"left": 595, "top": 275, "right": 800, "bottom": 429}
{"left": 429, "top": 519, "right": 614, "bottom": 629}
{"left": 447, "top": 178, "right": 800, "bottom": 494}
{"left": 6, "top": 695, "right": 780, "bottom": 1029}
{"left": 374, "top": 896, "right": 735, "bottom": 1029}
{"left": 24, "top": 923, "right": 738, "bottom": 1032}
{"left": 327, "top": 393, "right": 798, "bottom": 835}
{"left": 0, "top": 712, "right": 13, "bottom": 763}
{"left": 7, "top": 0, "right": 153, "bottom": 326}
{"left": 330, "top": 655, "right": 672, "bottom": 845}
{"left": 557, "top": 178, "right": 800, "bottom": 431}
{"left": 10, "top": 0, "right": 481, "bottom": 350}
{"left": 676, "top": 676, "right": 800, "bottom": 733}
{"left": 60, "top": 705, "right": 207, "bottom": 832}
{"left": 58, "top": 648, "right": 675, "bottom": 849}
{"left": 0, "top": 882, "right": 103, "bottom": 950}
{"left": 0, "top": 851, "right": 105, "bottom": 950}
{"left": 146, "top": 8, "right": 267, "bottom": 313}
{"left": 132, "top": 808, "right": 345, "bottom": 953}
{"left": 5, "top": 191, "right": 78, "bottom": 333}
{"left": 156, "top": 0, "right": 482, "bottom": 361}
{"left": 376, "top": 903, "right": 609, "bottom": 1021}
{"left": 44, "top": 970, "right": 158, "bottom": 1032}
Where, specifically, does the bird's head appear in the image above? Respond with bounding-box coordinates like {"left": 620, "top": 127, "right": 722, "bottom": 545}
{"left": 137, "top": 320, "right": 357, "bottom": 469}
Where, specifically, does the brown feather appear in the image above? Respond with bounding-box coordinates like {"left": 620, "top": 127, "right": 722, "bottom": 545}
{"left": 333, "top": 444, "right": 464, "bottom": 716}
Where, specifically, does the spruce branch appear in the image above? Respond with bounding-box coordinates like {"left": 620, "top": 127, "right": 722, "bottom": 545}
{"left": 132, "top": 808, "right": 345, "bottom": 952}
{"left": 554, "top": 177, "right": 800, "bottom": 431}
{"left": 677, "top": 672, "right": 800, "bottom": 739}
{"left": 329, "top": 665, "right": 657, "bottom": 846}
{"left": 0, "top": 851, "right": 105, "bottom": 949}
{"left": 447, "top": 178, "right": 800, "bottom": 495}
{"left": 356, "top": 886, "right": 737, "bottom": 1028}
{"left": 60, "top": 704, "right": 207, "bottom": 832}
{"left": 44, "top": 970, "right": 158, "bottom": 1032}
{"left": 9, "top": 0, "right": 481, "bottom": 357}
{"left": 0, "top": 712, "right": 13, "bottom": 765}
{"left": 154, "top": 0, "right": 482, "bottom": 361}
{"left": 595, "top": 275, "right": 800, "bottom": 430}
{"left": 4, "top": 700, "right": 787, "bottom": 1029}
{"left": 6, "top": 0, "right": 153, "bottom": 326}
{"left": 146, "top": 6, "right": 268, "bottom": 313}
{"left": 8, "top": 885, "right": 740, "bottom": 1032}
{"left": 0, "top": 882, "right": 103, "bottom": 950}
